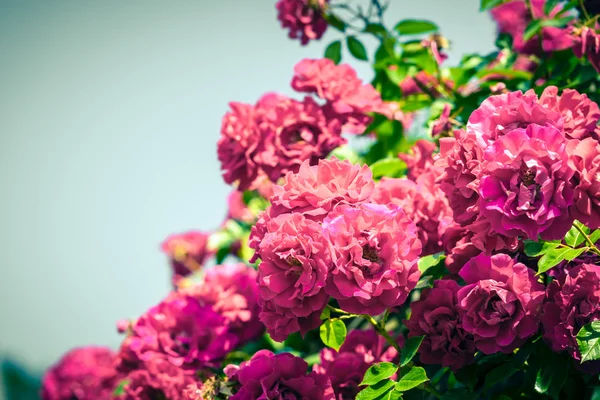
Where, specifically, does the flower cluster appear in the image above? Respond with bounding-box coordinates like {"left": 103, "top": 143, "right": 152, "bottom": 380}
{"left": 218, "top": 58, "right": 387, "bottom": 191}
{"left": 251, "top": 157, "right": 422, "bottom": 340}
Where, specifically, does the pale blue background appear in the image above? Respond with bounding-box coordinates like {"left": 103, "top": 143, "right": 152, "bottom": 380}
{"left": 0, "top": 0, "right": 495, "bottom": 383}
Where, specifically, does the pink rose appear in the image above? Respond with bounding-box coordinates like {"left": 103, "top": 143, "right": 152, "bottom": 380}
{"left": 161, "top": 231, "right": 211, "bottom": 282}
{"left": 323, "top": 203, "right": 422, "bottom": 315}
{"left": 276, "top": 0, "right": 329, "bottom": 45}
{"left": 255, "top": 213, "right": 331, "bottom": 341}
{"left": 568, "top": 138, "right": 600, "bottom": 229}
{"left": 457, "top": 254, "right": 545, "bottom": 354}
{"left": 540, "top": 86, "right": 600, "bottom": 141}
{"left": 121, "top": 358, "right": 197, "bottom": 400}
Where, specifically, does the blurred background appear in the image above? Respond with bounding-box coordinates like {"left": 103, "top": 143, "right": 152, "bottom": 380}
{"left": 0, "top": 0, "right": 494, "bottom": 398}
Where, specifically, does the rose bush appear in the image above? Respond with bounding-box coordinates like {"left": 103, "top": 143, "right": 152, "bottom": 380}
{"left": 41, "top": 1, "right": 600, "bottom": 399}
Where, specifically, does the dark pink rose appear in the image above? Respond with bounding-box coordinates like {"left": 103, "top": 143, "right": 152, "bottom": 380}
{"left": 182, "top": 263, "right": 264, "bottom": 344}
{"left": 255, "top": 212, "right": 331, "bottom": 341}
{"left": 314, "top": 329, "right": 402, "bottom": 399}
{"left": 276, "top": 0, "right": 328, "bottom": 45}
{"left": 41, "top": 347, "right": 117, "bottom": 400}
{"left": 161, "top": 231, "right": 212, "bottom": 281}
{"left": 118, "top": 292, "right": 237, "bottom": 371}
{"left": 406, "top": 279, "right": 476, "bottom": 370}
{"left": 573, "top": 24, "right": 600, "bottom": 73}
{"left": 253, "top": 95, "right": 344, "bottom": 182}
{"left": 478, "top": 124, "right": 574, "bottom": 240}
{"left": 218, "top": 102, "right": 261, "bottom": 190}
{"left": 457, "top": 254, "right": 545, "bottom": 354}
{"left": 268, "top": 158, "right": 375, "bottom": 220}
{"left": 226, "top": 350, "right": 335, "bottom": 399}
{"left": 540, "top": 86, "right": 600, "bottom": 141}
{"left": 291, "top": 58, "right": 384, "bottom": 133}
{"left": 370, "top": 174, "right": 453, "bottom": 256}
{"left": 542, "top": 264, "right": 600, "bottom": 363}
{"left": 441, "top": 224, "right": 483, "bottom": 275}
{"left": 121, "top": 358, "right": 197, "bottom": 400}
{"left": 568, "top": 138, "right": 600, "bottom": 229}
{"left": 323, "top": 203, "right": 422, "bottom": 315}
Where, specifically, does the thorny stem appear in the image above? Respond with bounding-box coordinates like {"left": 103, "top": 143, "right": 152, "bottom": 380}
{"left": 573, "top": 222, "right": 600, "bottom": 255}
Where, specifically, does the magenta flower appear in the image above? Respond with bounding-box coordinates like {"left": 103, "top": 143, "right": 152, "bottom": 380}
{"left": 276, "top": 0, "right": 329, "bottom": 46}
{"left": 225, "top": 350, "right": 335, "bottom": 399}
{"left": 573, "top": 24, "right": 600, "bottom": 73}
{"left": 182, "top": 263, "right": 264, "bottom": 344}
{"left": 441, "top": 224, "right": 483, "bottom": 275}
{"left": 291, "top": 58, "right": 384, "bottom": 133}
{"left": 118, "top": 292, "right": 237, "bottom": 371}
{"left": 478, "top": 124, "right": 574, "bottom": 240}
{"left": 120, "top": 358, "right": 197, "bottom": 400}
{"left": 41, "top": 347, "right": 117, "bottom": 400}
{"left": 161, "top": 231, "right": 212, "bottom": 281}
{"left": 457, "top": 254, "right": 545, "bottom": 354}
{"left": 540, "top": 86, "right": 600, "bottom": 141}
{"left": 254, "top": 212, "right": 331, "bottom": 341}
{"left": 406, "top": 279, "right": 476, "bottom": 370}
{"left": 314, "top": 329, "right": 402, "bottom": 399}
{"left": 370, "top": 174, "right": 453, "bottom": 256}
{"left": 568, "top": 138, "right": 600, "bottom": 229}
{"left": 323, "top": 203, "right": 422, "bottom": 315}
{"left": 542, "top": 264, "right": 600, "bottom": 362}
{"left": 268, "top": 158, "right": 375, "bottom": 220}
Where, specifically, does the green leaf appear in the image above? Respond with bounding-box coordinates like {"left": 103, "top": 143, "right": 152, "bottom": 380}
{"left": 364, "top": 23, "right": 388, "bottom": 36}
{"left": 538, "top": 247, "right": 586, "bottom": 274}
{"left": 590, "top": 229, "right": 600, "bottom": 244}
{"left": 484, "top": 364, "right": 518, "bottom": 389}
{"left": 524, "top": 240, "right": 560, "bottom": 257}
{"left": 320, "top": 306, "right": 331, "bottom": 320}
{"left": 347, "top": 36, "right": 368, "bottom": 60}
{"left": 356, "top": 380, "right": 396, "bottom": 400}
{"left": 320, "top": 318, "right": 347, "bottom": 351}
{"left": 418, "top": 253, "right": 445, "bottom": 273}
{"left": 361, "top": 362, "right": 399, "bottom": 386}
{"left": 324, "top": 13, "right": 346, "bottom": 32}
{"left": 395, "top": 366, "right": 429, "bottom": 392}
{"left": 577, "top": 321, "right": 600, "bottom": 363}
{"left": 324, "top": 40, "right": 342, "bottom": 64}
{"left": 523, "top": 20, "right": 543, "bottom": 42}
{"left": 370, "top": 158, "right": 406, "bottom": 178}
{"left": 394, "top": 19, "right": 438, "bottom": 35}
{"left": 565, "top": 222, "right": 589, "bottom": 247}
{"left": 113, "top": 379, "right": 129, "bottom": 396}
{"left": 400, "top": 336, "right": 424, "bottom": 367}
{"left": 480, "top": 0, "right": 507, "bottom": 11}
{"left": 534, "top": 346, "right": 569, "bottom": 399}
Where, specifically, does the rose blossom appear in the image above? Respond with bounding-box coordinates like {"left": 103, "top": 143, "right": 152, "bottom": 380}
{"left": 370, "top": 174, "right": 453, "bottom": 256}
{"left": 478, "top": 123, "right": 574, "bottom": 240}
{"left": 276, "top": 0, "right": 328, "bottom": 45}
{"left": 568, "top": 138, "right": 600, "bottom": 229}
{"left": 268, "top": 157, "right": 375, "bottom": 220}
{"left": 314, "top": 329, "right": 402, "bottom": 399}
{"left": 406, "top": 279, "right": 476, "bottom": 370}
{"left": 225, "top": 350, "right": 335, "bottom": 399}
{"left": 542, "top": 263, "right": 600, "bottom": 363}
{"left": 41, "top": 347, "right": 117, "bottom": 400}
{"left": 291, "top": 58, "right": 384, "bottom": 133}
{"left": 323, "top": 203, "right": 422, "bottom": 315}
{"left": 457, "top": 254, "right": 545, "bottom": 354}
{"left": 254, "top": 212, "right": 331, "bottom": 341}
{"left": 441, "top": 224, "right": 482, "bottom": 275}
{"left": 121, "top": 358, "right": 197, "bottom": 400}
{"left": 573, "top": 24, "right": 600, "bottom": 73}
{"left": 182, "top": 263, "right": 264, "bottom": 344}
{"left": 117, "top": 292, "right": 237, "bottom": 371}
{"left": 253, "top": 95, "right": 344, "bottom": 182}
{"left": 161, "top": 231, "right": 212, "bottom": 281}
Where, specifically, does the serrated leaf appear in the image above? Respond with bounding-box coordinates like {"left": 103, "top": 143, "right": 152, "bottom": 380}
{"left": 324, "top": 41, "right": 342, "bottom": 64}
{"left": 484, "top": 364, "right": 518, "bottom": 389}
{"left": 395, "top": 366, "right": 429, "bottom": 392}
{"left": 400, "top": 336, "right": 424, "bottom": 367}
{"left": 394, "top": 19, "right": 438, "bottom": 35}
{"left": 357, "top": 380, "right": 396, "bottom": 400}
{"left": 524, "top": 240, "right": 560, "bottom": 257}
{"left": 320, "top": 318, "right": 347, "bottom": 351}
{"left": 565, "top": 222, "right": 589, "bottom": 247}
{"left": 347, "top": 36, "right": 368, "bottom": 60}
{"left": 361, "top": 362, "right": 399, "bottom": 386}
{"left": 370, "top": 158, "right": 406, "bottom": 178}
{"left": 577, "top": 321, "right": 600, "bottom": 363}
{"left": 538, "top": 247, "right": 585, "bottom": 274}
{"left": 480, "top": 0, "right": 507, "bottom": 11}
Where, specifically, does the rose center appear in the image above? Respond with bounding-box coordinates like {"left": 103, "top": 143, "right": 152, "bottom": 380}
{"left": 286, "top": 256, "right": 302, "bottom": 267}
{"left": 520, "top": 167, "right": 536, "bottom": 187}
{"left": 362, "top": 245, "right": 381, "bottom": 263}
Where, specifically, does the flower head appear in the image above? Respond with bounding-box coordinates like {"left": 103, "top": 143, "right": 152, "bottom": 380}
{"left": 120, "top": 358, "right": 197, "bottom": 400}
{"left": 568, "top": 138, "right": 600, "bottom": 229}
{"left": 276, "top": 0, "right": 329, "bottom": 45}
{"left": 161, "top": 231, "right": 212, "bottom": 282}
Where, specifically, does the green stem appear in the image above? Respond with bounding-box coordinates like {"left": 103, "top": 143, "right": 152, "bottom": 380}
{"left": 361, "top": 314, "right": 402, "bottom": 354}
{"left": 580, "top": 0, "right": 591, "bottom": 21}
{"left": 573, "top": 222, "right": 600, "bottom": 255}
